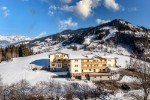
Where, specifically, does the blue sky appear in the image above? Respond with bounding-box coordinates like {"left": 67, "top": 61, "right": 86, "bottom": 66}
{"left": 0, "top": 0, "right": 150, "bottom": 37}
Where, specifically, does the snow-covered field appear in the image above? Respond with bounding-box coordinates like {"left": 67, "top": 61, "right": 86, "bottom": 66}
{"left": 0, "top": 52, "right": 68, "bottom": 85}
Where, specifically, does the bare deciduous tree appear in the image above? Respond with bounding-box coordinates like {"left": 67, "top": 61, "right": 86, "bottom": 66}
{"left": 129, "top": 58, "right": 150, "bottom": 100}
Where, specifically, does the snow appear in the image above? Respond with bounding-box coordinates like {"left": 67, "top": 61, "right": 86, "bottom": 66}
{"left": 0, "top": 35, "right": 32, "bottom": 46}
{"left": 119, "top": 75, "right": 140, "bottom": 83}
{"left": 83, "top": 36, "right": 91, "bottom": 45}
{"left": 0, "top": 48, "right": 131, "bottom": 85}
{"left": 0, "top": 52, "right": 68, "bottom": 85}
{"left": 103, "top": 28, "right": 118, "bottom": 40}
{"left": 107, "top": 89, "right": 150, "bottom": 100}
{"left": 0, "top": 48, "right": 145, "bottom": 100}
{"left": 53, "top": 49, "right": 130, "bottom": 67}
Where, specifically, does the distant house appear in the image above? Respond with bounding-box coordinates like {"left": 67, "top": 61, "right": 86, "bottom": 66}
{"left": 48, "top": 52, "right": 119, "bottom": 81}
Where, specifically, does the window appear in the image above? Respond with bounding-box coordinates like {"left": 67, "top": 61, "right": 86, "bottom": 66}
{"left": 108, "top": 64, "right": 111, "bottom": 67}
{"left": 58, "top": 64, "right": 61, "bottom": 67}
{"left": 108, "top": 59, "right": 111, "bottom": 61}
{"left": 64, "top": 64, "right": 67, "bottom": 66}
{"left": 52, "top": 64, "right": 55, "bottom": 66}
{"left": 75, "top": 70, "right": 78, "bottom": 72}
{"left": 94, "top": 69, "right": 96, "bottom": 72}
{"left": 103, "top": 64, "right": 106, "bottom": 66}
{"left": 90, "top": 64, "right": 92, "bottom": 66}
{"left": 99, "top": 69, "right": 101, "bottom": 72}
{"left": 58, "top": 59, "right": 61, "bottom": 61}
{"left": 75, "top": 65, "right": 78, "bottom": 67}
{"left": 89, "top": 69, "right": 91, "bottom": 71}
{"left": 75, "top": 60, "right": 78, "bottom": 62}
{"left": 102, "top": 59, "right": 106, "bottom": 62}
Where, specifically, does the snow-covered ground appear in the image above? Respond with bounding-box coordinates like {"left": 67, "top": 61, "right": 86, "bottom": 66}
{"left": 0, "top": 48, "right": 130, "bottom": 85}
{"left": 0, "top": 52, "right": 68, "bottom": 85}
{"left": 119, "top": 75, "right": 140, "bottom": 83}
{"left": 107, "top": 89, "right": 150, "bottom": 100}
{"left": 1, "top": 48, "right": 148, "bottom": 100}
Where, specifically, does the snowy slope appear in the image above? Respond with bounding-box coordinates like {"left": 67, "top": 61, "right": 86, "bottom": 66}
{"left": 29, "top": 19, "right": 150, "bottom": 57}
{"left": 0, "top": 52, "right": 68, "bottom": 85}
{"left": 103, "top": 28, "right": 118, "bottom": 40}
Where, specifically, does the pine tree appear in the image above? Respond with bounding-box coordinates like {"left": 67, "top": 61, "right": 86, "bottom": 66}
{"left": 0, "top": 44, "right": 33, "bottom": 63}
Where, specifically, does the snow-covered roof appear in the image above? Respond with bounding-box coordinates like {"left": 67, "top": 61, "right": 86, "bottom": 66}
{"left": 49, "top": 49, "right": 117, "bottom": 59}
{"left": 49, "top": 52, "right": 69, "bottom": 55}
{"left": 109, "top": 67, "right": 120, "bottom": 71}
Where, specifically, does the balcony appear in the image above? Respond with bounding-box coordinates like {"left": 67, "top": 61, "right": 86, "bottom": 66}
{"left": 81, "top": 66, "right": 107, "bottom": 69}
{"left": 54, "top": 57, "right": 63, "bottom": 59}
{"left": 89, "top": 72, "right": 112, "bottom": 76}
{"left": 53, "top": 60, "right": 70, "bottom": 63}
{"left": 81, "top": 61, "right": 107, "bottom": 64}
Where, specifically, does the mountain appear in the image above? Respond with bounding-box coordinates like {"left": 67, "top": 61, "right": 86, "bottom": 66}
{"left": 29, "top": 19, "right": 150, "bottom": 58}
{"left": 0, "top": 35, "right": 32, "bottom": 46}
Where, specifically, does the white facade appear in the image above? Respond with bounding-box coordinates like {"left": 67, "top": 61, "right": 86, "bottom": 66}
{"left": 106, "top": 58, "right": 116, "bottom": 67}
{"left": 70, "top": 59, "right": 82, "bottom": 73}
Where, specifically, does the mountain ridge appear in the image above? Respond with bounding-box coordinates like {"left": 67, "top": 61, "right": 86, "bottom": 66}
{"left": 0, "top": 35, "right": 32, "bottom": 46}
{"left": 28, "top": 19, "right": 150, "bottom": 59}
{"left": 1, "top": 19, "right": 150, "bottom": 59}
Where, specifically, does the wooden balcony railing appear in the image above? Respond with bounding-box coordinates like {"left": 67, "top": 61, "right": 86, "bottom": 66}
{"left": 53, "top": 60, "right": 70, "bottom": 63}
{"left": 89, "top": 72, "right": 112, "bottom": 76}
{"left": 81, "top": 61, "right": 107, "bottom": 64}
{"left": 81, "top": 66, "right": 107, "bottom": 69}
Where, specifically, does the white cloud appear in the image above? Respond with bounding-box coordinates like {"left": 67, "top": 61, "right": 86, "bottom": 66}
{"left": 48, "top": 5, "right": 57, "bottom": 16}
{"left": 96, "top": 18, "right": 110, "bottom": 25}
{"left": 1, "top": 6, "right": 9, "bottom": 17}
{"left": 61, "top": 0, "right": 101, "bottom": 18}
{"left": 104, "top": 0, "right": 120, "bottom": 11}
{"left": 75, "top": 0, "right": 101, "bottom": 18}
{"left": 61, "top": 5, "right": 74, "bottom": 12}
{"left": 121, "top": 6, "right": 137, "bottom": 12}
{"left": 61, "top": 0, "right": 72, "bottom": 4}
{"left": 40, "top": 0, "right": 50, "bottom": 5}
{"left": 59, "top": 18, "right": 78, "bottom": 30}
{"left": 35, "top": 32, "right": 47, "bottom": 39}
{"left": 127, "top": 7, "right": 137, "bottom": 12}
